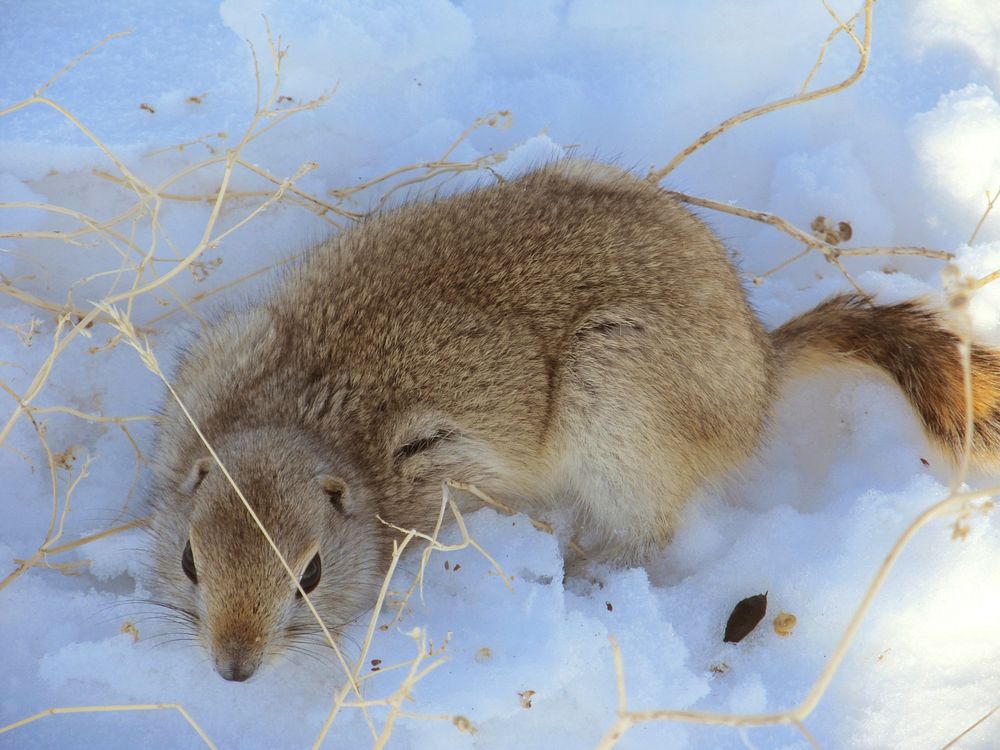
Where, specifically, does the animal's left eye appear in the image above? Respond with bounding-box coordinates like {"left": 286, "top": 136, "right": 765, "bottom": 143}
{"left": 296, "top": 553, "right": 322, "bottom": 598}
{"left": 182, "top": 539, "right": 198, "bottom": 584}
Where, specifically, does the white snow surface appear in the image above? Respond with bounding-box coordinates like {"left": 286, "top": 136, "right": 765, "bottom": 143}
{"left": 2, "top": 2, "right": 1000, "bottom": 749}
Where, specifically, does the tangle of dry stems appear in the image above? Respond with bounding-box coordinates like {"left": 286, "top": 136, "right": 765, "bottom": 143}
{"left": 0, "top": 21, "right": 521, "bottom": 748}
{"left": 1, "top": 1, "right": 998, "bottom": 748}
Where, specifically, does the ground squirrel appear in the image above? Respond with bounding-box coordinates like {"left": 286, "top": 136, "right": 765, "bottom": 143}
{"left": 147, "top": 161, "right": 999, "bottom": 681}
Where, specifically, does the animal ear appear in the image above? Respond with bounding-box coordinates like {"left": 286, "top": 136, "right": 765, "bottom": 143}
{"left": 394, "top": 429, "right": 455, "bottom": 463}
{"left": 317, "top": 474, "right": 354, "bottom": 515}
{"left": 392, "top": 420, "right": 462, "bottom": 479}
{"left": 180, "top": 457, "right": 212, "bottom": 494}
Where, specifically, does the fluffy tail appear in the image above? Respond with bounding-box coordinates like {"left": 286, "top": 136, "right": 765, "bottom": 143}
{"left": 771, "top": 294, "right": 1000, "bottom": 464}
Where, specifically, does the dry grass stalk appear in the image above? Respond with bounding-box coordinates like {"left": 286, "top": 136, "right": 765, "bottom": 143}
{"left": 938, "top": 703, "right": 1000, "bottom": 749}
{"left": 799, "top": 2, "right": 864, "bottom": 93}
{"left": 969, "top": 183, "right": 1000, "bottom": 247}
{"left": 0, "top": 703, "right": 217, "bottom": 749}
{"left": 594, "top": 459, "right": 995, "bottom": 749}
{"left": 451, "top": 478, "right": 588, "bottom": 558}
{"left": 309, "top": 483, "right": 514, "bottom": 749}
{"left": 647, "top": 0, "right": 874, "bottom": 182}
{"left": 667, "top": 189, "right": 953, "bottom": 293}
{"left": 0, "top": 19, "right": 528, "bottom": 746}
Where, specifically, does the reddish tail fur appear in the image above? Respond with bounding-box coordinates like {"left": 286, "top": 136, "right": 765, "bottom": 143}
{"left": 772, "top": 294, "right": 1000, "bottom": 464}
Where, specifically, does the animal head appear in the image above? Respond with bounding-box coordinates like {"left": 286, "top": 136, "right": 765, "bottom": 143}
{"left": 148, "top": 427, "right": 384, "bottom": 682}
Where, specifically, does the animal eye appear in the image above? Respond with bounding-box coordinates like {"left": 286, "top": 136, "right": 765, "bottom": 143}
{"left": 296, "top": 553, "right": 322, "bottom": 598}
{"left": 182, "top": 539, "right": 198, "bottom": 584}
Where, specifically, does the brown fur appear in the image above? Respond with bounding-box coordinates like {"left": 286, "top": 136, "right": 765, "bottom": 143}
{"left": 147, "top": 161, "right": 991, "bottom": 680}
{"left": 772, "top": 294, "right": 1000, "bottom": 461}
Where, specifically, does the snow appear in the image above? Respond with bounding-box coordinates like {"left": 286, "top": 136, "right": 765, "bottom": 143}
{"left": 1, "top": 1, "right": 999, "bottom": 749}
{"left": 909, "top": 84, "right": 1000, "bottom": 235}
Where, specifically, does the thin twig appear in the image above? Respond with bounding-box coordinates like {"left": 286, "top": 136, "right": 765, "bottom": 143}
{"left": 648, "top": 0, "right": 874, "bottom": 180}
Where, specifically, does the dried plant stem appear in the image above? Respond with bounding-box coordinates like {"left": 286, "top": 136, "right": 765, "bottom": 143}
{"left": 381, "top": 488, "right": 513, "bottom": 592}
{"left": 0, "top": 703, "right": 217, "bottom": 749}
{"left": 314, "top": 486, "right": 504, "bottom": 748}
{"left": 142, "top": 253, "right": 303, "bottom": 328}
{"left": 2, "top": 26, "right": 529, "bottom": 748}
{"left": 449, "top": 478, "right": 588, "bottom": 558}
{"left": 667, "top": 189, "right": 952, "bottom": 293}
{"left": 800, "top": 4, "right": 864, "bottom": 92}
{"left": 370, "top": 630, "right": 450, "bottom": 750}
{"left": 593, "top": 482, "right": 992, "bottom": 749}
{"left": 28, "top": 406, "right": 154, "bottom": 424}
{"left": 35, "top": 30, "right": 133, "bottom": 96}
{"left": 968, "top": 184, "right": 1000, "bottom": 246}
{"left": 648, "top": 0, "right": 873, "bottom": 181}
{"left": 44, "top": 518, "right": 149, "bottom": 555}
{"left": 0, "top": 518, "right": 148, "bottom": 593}
{"left": 939, "top": 703, "right": 1000, "bottom": 749}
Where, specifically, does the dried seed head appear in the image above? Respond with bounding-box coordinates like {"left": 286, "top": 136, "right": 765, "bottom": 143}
{"left": 773, "top": 612, "right": 797, "bottom": 637}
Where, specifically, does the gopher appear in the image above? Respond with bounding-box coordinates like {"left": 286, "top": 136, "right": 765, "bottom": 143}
{"left": 147, "top": 161, "right": 998, "bottom": 681}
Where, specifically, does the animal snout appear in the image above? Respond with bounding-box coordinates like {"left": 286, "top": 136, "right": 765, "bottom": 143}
{"left": 216, "top": 656, "right": 258, "bottom": 682}
{"left": 213, "top": 634, "right": 265, "bottom": 682}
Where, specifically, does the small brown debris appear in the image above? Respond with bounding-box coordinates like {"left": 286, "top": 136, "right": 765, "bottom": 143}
{"left": 724, "top": 592, "right": 768, "bottom": 643}
{"left": 810, "top": 215, "right": 853, "bottom": 245}
{"left": 52, "top": 446, "right": 78, "bottom": 471}
{"left": 920, "top": 457, "right": 930, "bottom": 467}
{"left": 453, "top": 563, "right": 461, "bottom": 572}
{"left": 120, "top": 621, "right": 140, "bottom": 643}
{"left": 139, "top": 102, "right": 156, "bottom": 114}
{"left": 709, "top": 662, "right": 730, "bottom": 676}
{"left": 453, "top": 715, "right": 477, "bottom": 735}
{"left": 187, "top": 93, "right": 207, "bottom": 104}
{"left": 773, "top": 612, "right": 797, "bottom": 637}
{"left": 444, "top": 560, "right": 450, "bottom": 570}
{"left": 518, "top": 690, "right": 536, "bottom": 709}
{"left": 277, "top": 95, "right": 294, "bottom": 104}
{"left": 474, "top": 647, "right": 492, "bottom": 664}
{"left": 191, "top": 257, "right": 223, "bottom": 282}
{"left": 606, "top": 601, "right": 613, "bottom": 612}
{"left": 877, "top": 648, "right": 892, "bottom": 662}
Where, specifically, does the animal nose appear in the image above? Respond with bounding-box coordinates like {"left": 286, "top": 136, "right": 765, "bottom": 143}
{"left": 213, "top": 637, "right": 263, "bottom": 682}
{"left": 217, "top": 659, "right": 256, "bottom": 682}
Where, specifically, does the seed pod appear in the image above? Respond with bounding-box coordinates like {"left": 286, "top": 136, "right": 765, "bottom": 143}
{"left": 773, "top": 612, "right": 797, "bottom": 637}
{"left": 724, "top": 592, "right": 768, "bottom": 643}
